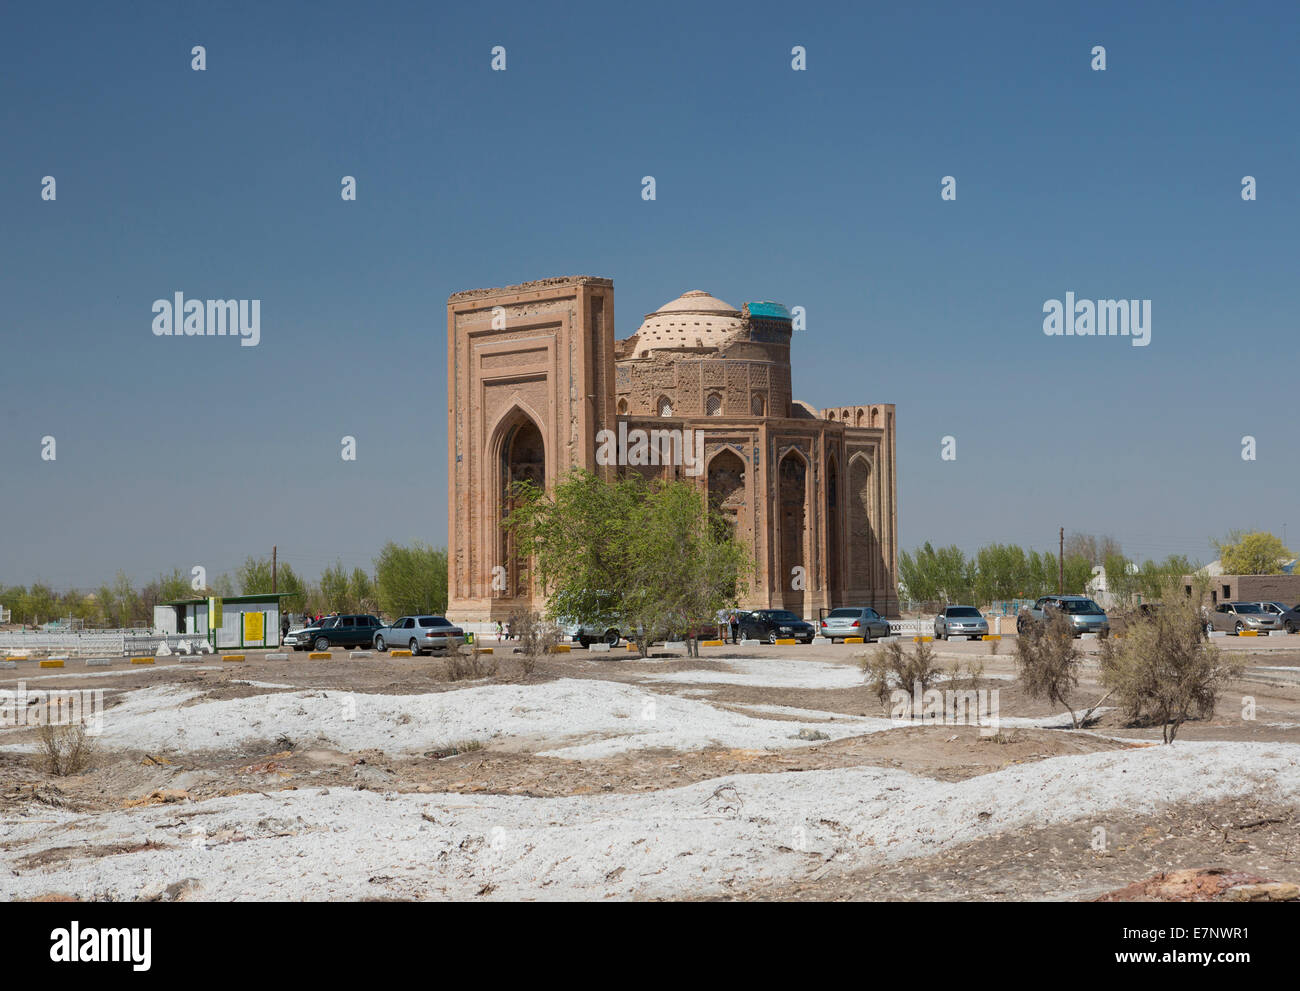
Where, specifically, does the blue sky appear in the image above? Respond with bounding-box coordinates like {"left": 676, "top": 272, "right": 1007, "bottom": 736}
{"left": 1, "top": 0, "right": 1296, "bottom": 589}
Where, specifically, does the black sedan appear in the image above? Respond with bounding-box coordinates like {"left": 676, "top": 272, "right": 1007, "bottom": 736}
{"left": 737, "top": 609, "right": 816, "bottom": 644}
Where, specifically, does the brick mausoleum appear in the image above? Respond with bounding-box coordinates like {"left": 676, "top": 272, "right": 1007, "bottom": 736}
{"left": 446, "top": 276, "right": 898, "bottom": 622}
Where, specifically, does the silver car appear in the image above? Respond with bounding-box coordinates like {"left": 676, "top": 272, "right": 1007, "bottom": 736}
{"left": 934, "top": 605, "right": 989, "bottom": 640}
{"left": 818, "top": 607, "right": 890, "bottom": 643}
{"left": 1018, "top": 595, "right": 1109, "bottom": 637}
{"left": 1209, "top": 602, "right": 1281, "bottom": 635}
{"left": 1257, "top": 602, "right": 1300, "bottom": 633}
{"left": 373, "top": 615, "right": 466, "bottom": 654}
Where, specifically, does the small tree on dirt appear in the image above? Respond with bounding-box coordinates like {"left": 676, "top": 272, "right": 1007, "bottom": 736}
{"left": 1015, "top": 610, "right": 1084, "bottom": 727}
{"left": 860, "top": 639, "right": 940, "bottom": 712}
{"left": 1099, "top": 592, "right": 1242, "bottom": 743}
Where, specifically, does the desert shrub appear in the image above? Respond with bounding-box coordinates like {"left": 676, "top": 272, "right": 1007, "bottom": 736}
{"left": 1015, "top": 611, "right": 1083, "bottom": 727}
{"left": 944, "top": 658, "right": 985, "bottom": 689}
{"left": 1099, "top": 596, "right": 1242, "bottom": 743}
{"left": 508, "top": 610, "right": 561, "bottom": 671}
{"left": 446, "top": 647, "right": 499, "bottom": 682}
{"left": 860, "top": 639, "right": 940, "bottom": 710}
{"left": 37, "top": 722, "right": 94, "bottom": 776}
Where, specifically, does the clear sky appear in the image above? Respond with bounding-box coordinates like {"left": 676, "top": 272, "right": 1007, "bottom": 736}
{"left": 2, "top": 0, "right": 1296, "bottom": 590}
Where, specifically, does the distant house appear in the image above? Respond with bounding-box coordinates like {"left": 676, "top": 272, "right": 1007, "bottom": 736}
{"left": 1182, "top": 573, "right": 1300, "bottom": 608}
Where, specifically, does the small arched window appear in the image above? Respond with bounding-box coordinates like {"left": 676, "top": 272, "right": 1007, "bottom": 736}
{"left": 706, "top": 393, "right": 723, "bottom": 416}
{"left": 751, "top": 393, "right": 766, "bottom": 417}
{"left": 657, "top": 395, "right": 674, "bottom": 417}
{"left": 616, "top": 398, "right": 629, "bottom": 415}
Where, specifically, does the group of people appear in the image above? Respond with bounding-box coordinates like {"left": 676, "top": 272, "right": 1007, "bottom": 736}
{"left": 279, "top": 611, "right": 337, "bottom": 639}
{"left": 716, "top": 608, "right": 745, "bottom": 644}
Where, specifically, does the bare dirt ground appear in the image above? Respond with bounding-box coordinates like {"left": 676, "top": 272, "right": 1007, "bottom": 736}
{"left": 2, "top": 635, "right": 1299, "bottom": 900}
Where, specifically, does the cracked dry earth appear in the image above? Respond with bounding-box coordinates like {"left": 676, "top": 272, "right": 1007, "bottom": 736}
{"left": 2, "top": 639, "right": 1299, "bottom": 900}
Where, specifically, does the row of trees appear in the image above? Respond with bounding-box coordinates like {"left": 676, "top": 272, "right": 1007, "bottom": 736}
{"left": 900, "top": 529, "right": 1292, "bottom": 609}
{"left": 0, "top": 542, "right": 449, "bottom": 629}
{"left": 898, "top": 538, "right": 1199, "bottom": 607}
{"left": 898, "top": 542, "right": 1099, "bottom": 605}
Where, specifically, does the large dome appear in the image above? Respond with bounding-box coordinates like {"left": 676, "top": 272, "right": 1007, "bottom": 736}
{"left": 629, "top": 290, "right": 745, "bottom": 358}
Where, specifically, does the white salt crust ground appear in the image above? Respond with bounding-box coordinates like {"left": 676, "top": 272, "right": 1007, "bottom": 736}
{"left": 0, "top": 678, "right": 1122, "bottom": 759}
{"left": 0, "top": 681, "right": 897, "bottom": 759}
{"left": 2, "top": 741, "right": 1296, "bottom": 901}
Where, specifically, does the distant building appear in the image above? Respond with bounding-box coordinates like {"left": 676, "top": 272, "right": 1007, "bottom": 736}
{"left": 156, "top": 593, "right": 291, "bottom": 650}
{"left": 446, "top": 277, "right": 899, "bottom": 622}
{"left": 1182, "top": 574, "right": 1300, "bottom": 608}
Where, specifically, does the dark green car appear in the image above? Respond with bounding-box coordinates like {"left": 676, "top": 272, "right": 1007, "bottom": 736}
{"left": 284, "top": 614, "right": 382, "bottom": 651}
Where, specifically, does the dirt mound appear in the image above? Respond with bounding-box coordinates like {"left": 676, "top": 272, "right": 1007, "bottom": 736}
{"left": 1095, "top": 867, "right": 1300, "bottom": 902}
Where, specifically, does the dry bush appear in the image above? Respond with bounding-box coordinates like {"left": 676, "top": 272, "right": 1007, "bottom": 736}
{"left": 860, "top": 639, "right": 940, "bottom": 710}
{"left": 987, "top": 635, "right": 1001, "bottom": 656}
{"left": 507, "top": 610, "right": 562, "bottom": 673}
{"left": 944, "top": 658, "right": 985, "bottom": 690}
{"left": 37, "top": 722, "right": 94, "bottom": 776}
{"left": 1099, "top": 596, "right": 1242, "bottom": 743}
{"left": 1015, "top": 611, "right": 1083, "bottom": 727}
{"left": 446, "top": 646, "right": 499, "bottom": 682}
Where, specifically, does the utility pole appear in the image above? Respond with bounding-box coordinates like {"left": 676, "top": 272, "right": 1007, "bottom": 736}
{"left": 272, "top": 545, "right": 277, "bottom": 593}
{"left": 1058, "top": 527, "right": 1064, "bottom": 594}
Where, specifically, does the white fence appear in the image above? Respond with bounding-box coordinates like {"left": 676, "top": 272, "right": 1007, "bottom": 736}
{"left": 0, "top": 629, "right": 211, "bottom": 657}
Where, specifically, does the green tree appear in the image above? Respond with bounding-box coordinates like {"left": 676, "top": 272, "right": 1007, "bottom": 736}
{"left": 318, "top": 562, "right": 351, "bottom": 612}
{"left": 898, "top": 543, "right": 971, "bottom": 604}
{"left": 1213, "top": 530, "right": 1291, "bottom": 575}
{"left": 373, "top": 543, "right": 448, "bottom": 617}
{"left": 505, "top": 470, "right": 753, "bottom": 657}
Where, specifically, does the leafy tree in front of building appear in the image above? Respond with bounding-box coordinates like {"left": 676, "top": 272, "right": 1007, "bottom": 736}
{"left": 505, "top": 469, "right": 753, "bottom": 657}
{"left": 1212, "top": 530, "right": 1291, "bottom": 575}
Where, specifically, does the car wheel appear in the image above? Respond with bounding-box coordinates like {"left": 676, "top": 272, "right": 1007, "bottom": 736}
{"left": 409, "top": 639, "right": 422, "bottom": 656}
{"left": 605, "top": 629, "right": 620, "bottom": 647}
{"left": 374, "top": 636, "right": 386, "bottom": 651}
{"left": 314, "top": 637, "right": 330, "bottom": 652}
{"left": 1235, "top": 622, "right": 1244, "bottom": 635}
{"left": 1287, "top": 621, "right": 1296, "bottom": 634}
{"left": 767, "top": 630, "right": 778, "bottom": 644}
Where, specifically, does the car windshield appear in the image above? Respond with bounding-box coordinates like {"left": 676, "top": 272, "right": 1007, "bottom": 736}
{"left": 766, "top": 611, "right": 801, "bottom": 622}
{"left": 946, "top": 607, "right": 981, "bottom": 617}
{"left": 1060, "top": 599, "right": 1103, "bottom": 615}
{"left": 1234, "top": 603, "right": 1263, "bottom": 614}
{"left": 418, "top": 617, "right": 450, "bottom": 627}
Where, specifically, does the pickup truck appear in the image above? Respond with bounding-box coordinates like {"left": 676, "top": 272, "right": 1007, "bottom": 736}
{"left": 373, "top": 615, "right": 466, "bottom": 655}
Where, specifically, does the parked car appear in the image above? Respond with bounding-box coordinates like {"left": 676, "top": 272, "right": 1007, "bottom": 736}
{"left": 373, "top": 615, "right": 466, "bottom": 655}
{"left": 1017, "top": 596, "right": 1109, "bottom": 638}
{"left": 284, "top": 614, "right": 383, "bottom": 651}
{"left": 1209, "top": 602, "right": 1282, "bottom": 635}
{"left": 934, "top": 605, "right": 989, "bottom": 641}
{"left": 736, "top": 609, "right": 816, "bottom": 644}
{"left": 1256, "top": 602, "right": 1300, "bottom": 633}
{"left": 559, "top": 618, "right": 623, "bottom": 648}
{"left": 819, "top": 607, "right": 891, "bottom": 643}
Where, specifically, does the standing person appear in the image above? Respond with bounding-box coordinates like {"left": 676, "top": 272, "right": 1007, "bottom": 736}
{"left": 495, "top": 620, "right": 503, "bottom": 642}
{"left": 729, "top": 610, "right": 740, "bottom": 644}
{"left": 280, "top": 615, "right": 290, "bottom": 644}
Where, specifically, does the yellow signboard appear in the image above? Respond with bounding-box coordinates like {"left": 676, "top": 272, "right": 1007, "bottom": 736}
{"left": 208, "top": 597, "right": 222, "bottom": 632}
{"left": 244, "top": 611, "right": 264, "bottom": 644}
